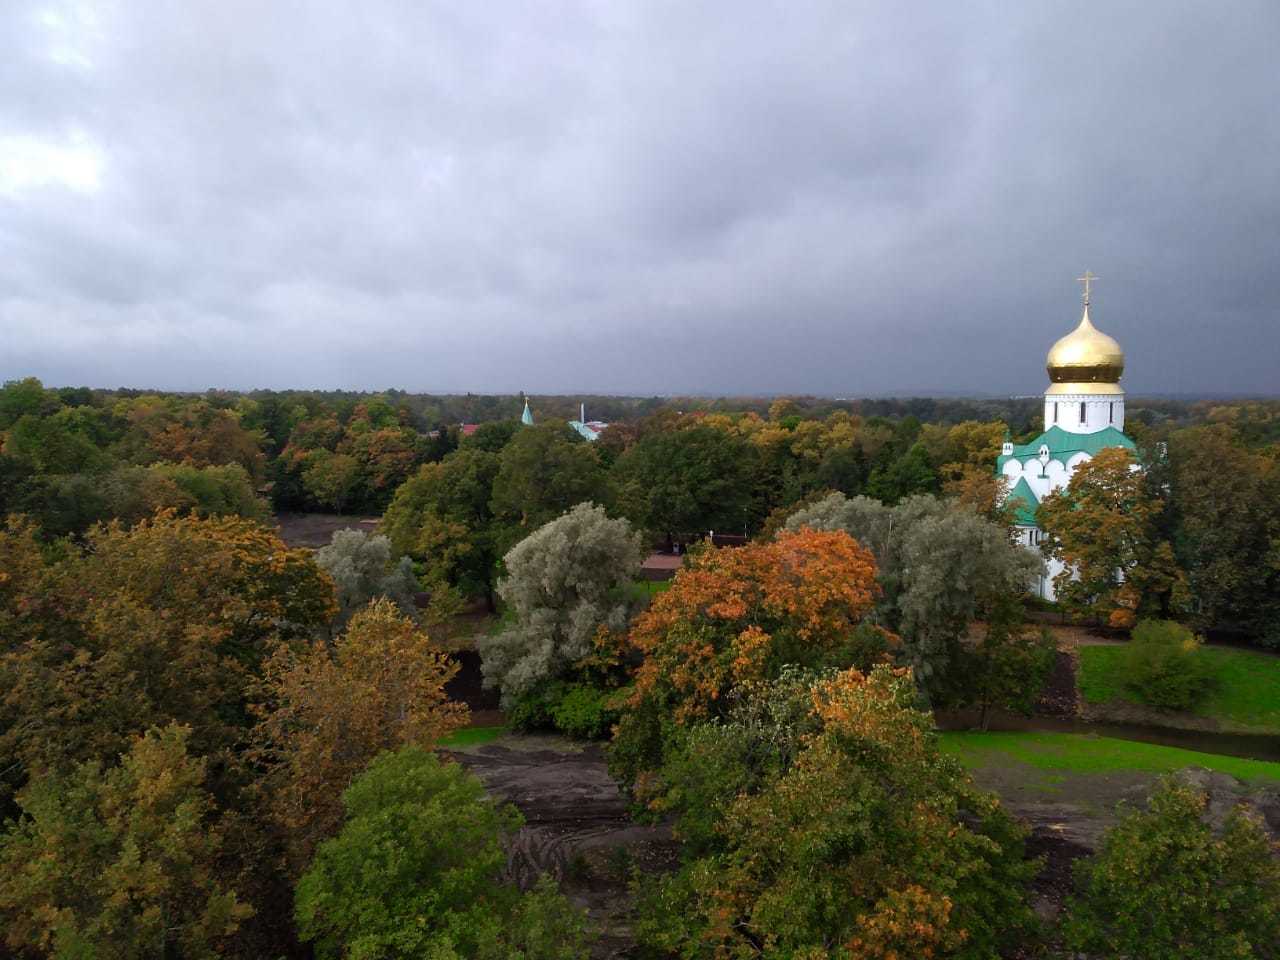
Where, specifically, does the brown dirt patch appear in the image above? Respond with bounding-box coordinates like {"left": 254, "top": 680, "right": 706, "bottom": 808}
{"left": 448, "top": 734, "right": 678, "bottom": 959}
{"left": 273, "top": 512, "right": 379, "bottom": 549}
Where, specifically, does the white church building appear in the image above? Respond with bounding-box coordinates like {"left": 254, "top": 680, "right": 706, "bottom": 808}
{"left": 997, "top": 273, "right": 1136, "bottom": 599}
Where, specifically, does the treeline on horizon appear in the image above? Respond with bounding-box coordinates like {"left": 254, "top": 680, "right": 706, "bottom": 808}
{"left": 3, "top": 375, "right": 1279, "bottom": 643}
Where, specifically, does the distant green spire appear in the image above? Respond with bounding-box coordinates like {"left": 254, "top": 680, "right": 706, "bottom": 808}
{"left": 521, "top": 398, "right": 534, "bottom": 426}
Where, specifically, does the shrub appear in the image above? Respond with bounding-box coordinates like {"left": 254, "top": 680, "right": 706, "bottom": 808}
{"left": 550, "top": 684, "right": 617, "bottom": 739}
{"left": 1119, "top": 619, "right": 1215, "bottom": 710}
{"left": 507, "top": 682, "right": 618, "bottom": 740}
{"left": 1064, "top": 777, "right": 1280, "bottom": 959}
{"left": 295, "top": 746, "right": 590, "bottom": 960}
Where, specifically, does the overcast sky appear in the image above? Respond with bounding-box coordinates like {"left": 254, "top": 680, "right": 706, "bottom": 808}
{"left": 1, "top": 1, "right": 1277, "bottom": 396}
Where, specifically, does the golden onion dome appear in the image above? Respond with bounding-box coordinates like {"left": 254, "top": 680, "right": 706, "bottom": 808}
{"left": 1046, "top": 305, "right": 1125, "bottom": 383}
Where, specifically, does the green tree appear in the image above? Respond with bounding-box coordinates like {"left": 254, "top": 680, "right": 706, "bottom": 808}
{"left": 613, "top": 425, "right": 760, "bottom": 537}
{"left": 490, "top": 424, "right": 609, "bottom": 534}
{"left": 477, "top": 502, "right": 644, "bottom": 706}
{"left": 1167, "top": 425, "right": 1280, "bottom": 645}
{"left": 295, "top": 746, "right": 589, "bottom": 960}
{"left": 637, "top": 667, "right": 1037, "bottom": 960}
{"left": 1065, "top": 777, "right": 1280, "bottom": 959}
{"left": 381, "top": 447, "right": 504, "bottom": 608}
{"left": 0, "top": 377, "right": 54, "bottom": 429}
{"left": 461, "top": 418, "right": 521, "bottom": 452}
{"left": 0, "top": 724, "right": 252, "bottom": 960}
{"left": 302, "top": 450, "right": 363, "bottom": 512}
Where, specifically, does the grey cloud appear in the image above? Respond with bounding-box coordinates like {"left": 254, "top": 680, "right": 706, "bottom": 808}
{"left": 1, "top": 0, "right": 1277, "bottom": 395}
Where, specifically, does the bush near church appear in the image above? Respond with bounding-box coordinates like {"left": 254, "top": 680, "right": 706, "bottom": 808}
{"left": 1118, "top": 619, "right": 1215, "bottom": 711}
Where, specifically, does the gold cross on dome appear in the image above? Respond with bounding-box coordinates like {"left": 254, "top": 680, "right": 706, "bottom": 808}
{"left": 1076, "top": 270, "right": 1099, "bottom": 305}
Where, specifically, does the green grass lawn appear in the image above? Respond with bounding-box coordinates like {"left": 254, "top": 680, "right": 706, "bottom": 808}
{"left": 438, "top": 725, "right": 508, "bottom": 748}
{"left": 1077, "top": 644, "right": 1280, "bottom": 731}
{"left": 939, "top": 731, "right": 1280, "bottom": 783}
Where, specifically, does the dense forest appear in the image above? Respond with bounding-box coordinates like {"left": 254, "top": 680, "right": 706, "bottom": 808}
{"left": 2, "top": 376, "right": 1279, "bottom": 958}
{"left": 2, "top": 377, "right": 1277, "bottom": 641}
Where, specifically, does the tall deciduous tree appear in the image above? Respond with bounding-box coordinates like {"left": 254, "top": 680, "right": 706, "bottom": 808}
{"left": 638, "top": 667, "right": 1037, "bottom": 960}
{"left": 1038, "top": 447, "right": 1189, "bottom": 627}
{"left": 1167, "top": 425, "right": 1280, "bottom": 645}
{"left": 612, "top": 528, "right": 887, "bottom": 788}
{"left": 490, "top": 424, "right": 609, "bottom": 533}
{"left": 613, "top": 425, "right": 760, "bottom": 537}
{"left": 381, "top": 447, "right": 504, "bottom": 607}
{"left": 0, "top": 513, "right": 336, "bottom": 788}
{"left": 1065, "top": 777, "right": 1280, "bottom": 959}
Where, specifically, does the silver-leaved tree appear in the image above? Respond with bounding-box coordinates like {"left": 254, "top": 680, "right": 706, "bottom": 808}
{"left": 478, "top": 502, "right": 644, "bottom": 707}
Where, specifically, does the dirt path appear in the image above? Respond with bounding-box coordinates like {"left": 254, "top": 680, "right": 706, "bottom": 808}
{"left": 449, "top": 734, "right": 678, "bottom": 959}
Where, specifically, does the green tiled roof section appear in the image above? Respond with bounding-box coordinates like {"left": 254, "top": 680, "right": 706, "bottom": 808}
{"left": 1006, "top": 477, "right": 1040, "bottom": 526}
{"left": 997, "top": 425, "right": 1136, "bottom": 471}
{"left": 1012, "top": 425, "right": 1134, "bottom": 458}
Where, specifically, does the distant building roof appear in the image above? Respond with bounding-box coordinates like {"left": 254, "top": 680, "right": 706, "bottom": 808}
{"left": 460, "top": 423, "right": 479, "bottom": 436}
{"left": 568, "top": 419, "right": 607, "bottom": 441}
{"left": 521, "top": 399, "right": 534, "bottom": 426}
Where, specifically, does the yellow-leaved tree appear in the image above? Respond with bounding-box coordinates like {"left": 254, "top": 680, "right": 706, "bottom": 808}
{"left": 252, "top": 599, "right": 468, "bottom": 869}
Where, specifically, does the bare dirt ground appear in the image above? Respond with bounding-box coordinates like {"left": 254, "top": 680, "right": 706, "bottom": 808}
{"left": 273, "top": 512, "right": 379, "bottom": 548}
{"left": 447, "top": 734, "right": 678, "bottom": 959}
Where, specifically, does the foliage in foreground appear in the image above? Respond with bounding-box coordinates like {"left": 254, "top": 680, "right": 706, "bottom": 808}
{"left": 0, "top": 512, "right": 336, "bottom": 795}
{"left": 1065, "top": 777, "right": 1280, "bottom": 960}
{"left": 0, "top": 725, "right": 252, "bottom": 960}
{"left": 635, "top": 667, "right": 1038, "bottom": 959}
{"left": 296, "top": 746, "right": 590, "bottom": 960}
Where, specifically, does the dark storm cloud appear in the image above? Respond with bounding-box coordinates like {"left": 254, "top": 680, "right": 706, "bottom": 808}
{"left": 1, "top": 0, "right": 1277, "bottom": 395}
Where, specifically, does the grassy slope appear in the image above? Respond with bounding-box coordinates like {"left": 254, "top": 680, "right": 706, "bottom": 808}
{"left": 1077, "top": 644, "right": 1280, "bottom": 731}
{"left": 940, "top": 731, "right": 1280, "bottom": 783}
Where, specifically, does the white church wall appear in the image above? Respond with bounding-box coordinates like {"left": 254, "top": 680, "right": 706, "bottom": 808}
{"left": 1043, "top": 394, "right": 1125, "bottom": 434}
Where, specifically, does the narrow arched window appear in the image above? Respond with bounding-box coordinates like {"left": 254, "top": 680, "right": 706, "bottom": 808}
{"left": 1052, "top": 402, "right": 1058, "bottom": 423}
{"left": 1079, "top": 402, "right": 1086, "bottom": 424}
{"left": 1109, "top": 402, "right": 1114, "bottom": 424}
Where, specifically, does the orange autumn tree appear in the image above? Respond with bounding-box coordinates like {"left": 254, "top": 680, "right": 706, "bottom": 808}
{"left": 252, "top": 599, "right": 468, "bottom": 869}
{"left": 612, "top": 528, "right": 890, "bottom": 785}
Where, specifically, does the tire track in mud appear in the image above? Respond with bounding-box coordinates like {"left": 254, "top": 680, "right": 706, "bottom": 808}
{"left": 449, "top": 736, "right": 679, "bottom": 958}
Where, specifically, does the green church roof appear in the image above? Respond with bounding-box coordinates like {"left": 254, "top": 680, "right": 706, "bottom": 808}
{"left": 997, "top": 425, "right": 1135, "bottom": 471}
{"left": 521, "top": 399, "right": 534, "bottom": 426}
{"left": 1006, "top": 477, "right": 1040, "bottom": 526}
